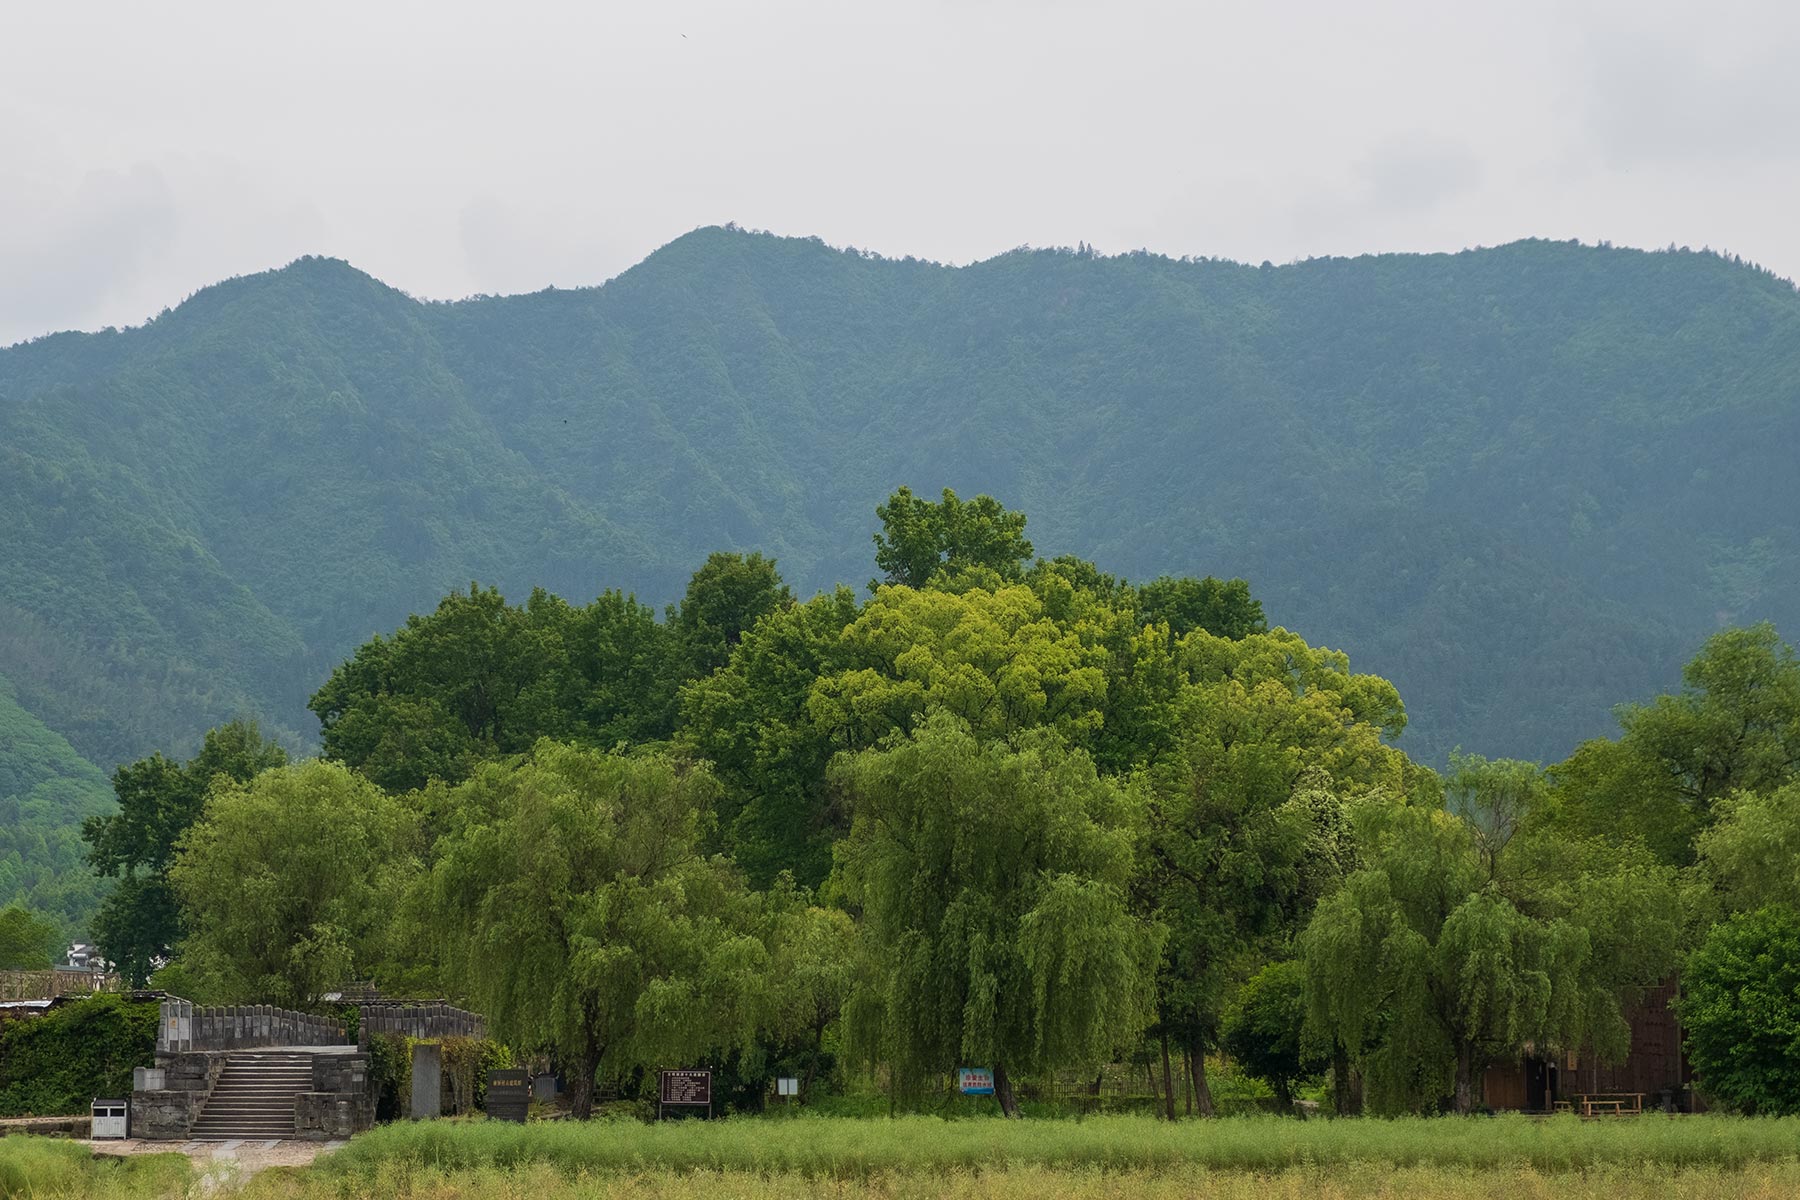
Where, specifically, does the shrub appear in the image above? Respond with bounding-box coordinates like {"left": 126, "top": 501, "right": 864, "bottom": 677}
{"left": 1221, "top": 962, "right": 1322, "bottom": 1106}
{"left": 1682, "top": 905, "right": 1800, "bottom": 1114}
{"left": 0, "top": 994, "right": 158, "bottom": 1116}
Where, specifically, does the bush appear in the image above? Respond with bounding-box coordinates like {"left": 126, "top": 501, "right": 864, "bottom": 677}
{"left": 1682, "top": 905, "right": 1800, "bottom": 1114}
{"left": 1220, "top": 962, "right": 1322, "bottom": 1106}
{"left": 0, "top": 995, "right": 158, "bottom": 1116}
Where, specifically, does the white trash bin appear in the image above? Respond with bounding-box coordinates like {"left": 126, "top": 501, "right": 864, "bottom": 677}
{"left": 91, "top": 1098, "right": 129, "bottom": 1139}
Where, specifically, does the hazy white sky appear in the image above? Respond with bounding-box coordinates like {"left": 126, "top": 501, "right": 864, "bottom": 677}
{"left": 4, "top": 0, "right": 1798, "bottom": 346}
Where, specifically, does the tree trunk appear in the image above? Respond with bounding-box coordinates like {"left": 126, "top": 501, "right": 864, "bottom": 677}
{"left": 1190, "top": 1044, "right": 1216, "bottom": 1117}
{"left": 993, "top": 1060, "right": 1022, "bottom": 1119}
{"left": 800, "top": 1023, "right": 825, "bottom": 1104}
{"left": 568, "top": 1044, "right": 600, "bottom": 1120}
{"left": 1183, "top": 1049, "right": 1194, "bottom": 1116}
{"left": 1332, "top": 1041, "right": 1353, "bottom": 1116}
{"left": 1453, "top": 1042, "right": 1475, "bottom": 1115}
{"left": 1159, "top": 1031, "right": 1177, "bottom": 1120}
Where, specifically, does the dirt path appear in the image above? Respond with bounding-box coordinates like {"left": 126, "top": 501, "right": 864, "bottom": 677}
{"left": 81, "top": 1137, "right": 345, "bottom": 1176}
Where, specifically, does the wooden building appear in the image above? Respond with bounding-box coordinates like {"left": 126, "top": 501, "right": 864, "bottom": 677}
{"left": 1482, "top": 979, "right": 1697, "bottom": 1112}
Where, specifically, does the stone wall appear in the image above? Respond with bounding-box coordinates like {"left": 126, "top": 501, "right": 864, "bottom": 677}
{"left": 130, "top": 1050, "right": 226, "bottom": 1139}
{"left": 311, "top": 1051, "right": 368, "bottom": 1094}
{"left": 158, "top": 998, "right": 346, "bottom": 1052}
{"left": 130, "top": 1088, "right": 208, "bottom": 1140}
{"left": 294, "top": 1051, "right": 375, "bottom": 1141}
{"left": 295, "top": 1090, "right": 375, "bottom": 1140}
{"left": 358, "top": 1001, "right": 485, "bottom": 1045}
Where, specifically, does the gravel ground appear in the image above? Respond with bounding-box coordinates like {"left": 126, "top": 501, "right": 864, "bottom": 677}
{"left": 82, "top": 1137, "right": 345, "bottom": 1175}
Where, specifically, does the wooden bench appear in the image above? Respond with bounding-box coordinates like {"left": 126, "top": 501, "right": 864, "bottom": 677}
{"left": 1576, "top": 1092, "right": 1643, "bottom": 1117}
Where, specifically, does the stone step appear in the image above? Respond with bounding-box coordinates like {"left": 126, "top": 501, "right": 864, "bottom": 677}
{"left": 189, "top": 1051, "right": 323, "bottom": 1140}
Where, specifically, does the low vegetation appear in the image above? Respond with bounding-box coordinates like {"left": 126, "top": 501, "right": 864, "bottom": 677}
{"left": 321, "top": 1114, "right": 1800, "bottom": 1177}
{"left": 15, "top": 1124, "right": 1800, "bottom": 1200}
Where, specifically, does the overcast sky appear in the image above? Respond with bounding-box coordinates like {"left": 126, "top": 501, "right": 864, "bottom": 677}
{"left": 3, "top": 0, "right": 1797, "bottom": 347}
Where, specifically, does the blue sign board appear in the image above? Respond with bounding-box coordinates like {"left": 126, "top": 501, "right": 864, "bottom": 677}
{"left": 957, "top": 1067, "right": 994, "bottom": 1095}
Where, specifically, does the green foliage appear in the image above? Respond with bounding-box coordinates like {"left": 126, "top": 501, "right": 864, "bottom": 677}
{"left": 678, "top": 588, "right": 862, "bottom": 886}
{"left": 1301, "top": 771, "right": 1683, "bottom": 1114}
{"left": 365, "top": 1032, "right": 413, "bottom": 1122}
{"left": 422, "top": 741, "right": 771, "bottom": 1117}
{"left": 0, "top": 994, "right": 158, "bottom": 1116}
{"left": 1681, "top": 905, "right": 1800, "bottom": 1115}
{"left": 1138, "top": 626, "right": 1412, "bottom": 1087}
{"left": 442, "top": 1035, "right": 513, "bottom": 1115}
{"left": 872, "top": 487, "right": 1034, "bottom": 589}
{"left": 170, "top": 759, "right": 419, "bottom": 1005}
{"left": 1135, "top": 577, "right": 1266, "bottom": 641}
{"left": 82, "top": 720, "right": 287, "bottom": 982}
{"left": 1221, "top": 962, "right": 1321, "bottom": 1105}
{"left": 0, "top": 906, "right": 58, "bottom": 970}
{"left": 311, "top": 584, "right": 679, "bottom": 793}
{"left": 832, "top": 713, "right": 1163, "bottom": 1114}
{"left": 1692, "top": 782, "right": 1800, "bottom": 918}
{"left": 0, "top": 676, "right": 113, "bottom": 940}
{"left": 1550, "top": 624, "right": 1800, "bottom": 865}
{"left": 671, "top": 552, "right": 795, "bottom": 679}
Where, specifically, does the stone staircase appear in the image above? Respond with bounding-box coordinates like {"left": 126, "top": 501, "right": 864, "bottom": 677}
{"left": 188, "top": 1052, "right": 311, "bottom": 1140}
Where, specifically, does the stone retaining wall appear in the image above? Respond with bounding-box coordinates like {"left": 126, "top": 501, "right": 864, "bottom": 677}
{"left": 130, "top": 1049, "right": 227, "bottom": 1139}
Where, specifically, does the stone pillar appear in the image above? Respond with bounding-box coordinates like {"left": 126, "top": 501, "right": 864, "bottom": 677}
{"left": 410, "top": 1043, "right": 442, "bottom": 1119}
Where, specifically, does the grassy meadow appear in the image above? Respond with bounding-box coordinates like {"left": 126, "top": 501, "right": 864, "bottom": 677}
{"left": 12, "top": 1115, "right": 1800, "bottom": 1199}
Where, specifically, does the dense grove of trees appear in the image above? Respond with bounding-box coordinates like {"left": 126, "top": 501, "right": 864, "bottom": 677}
{"left": 53, "top": 487, "right": 1800, "bottom": 1118}
{"left": 8, "top": 234, "right": 1800, "bottom": 951}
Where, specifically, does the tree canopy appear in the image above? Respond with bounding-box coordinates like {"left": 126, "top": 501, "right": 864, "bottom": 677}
{"left": 832, "top": 712, "right": 1162, "bottom": 1116}
{"left": 1301, "top": 756, "right": 1682, "bottom": 1114}
{"left": 170, "top": 759, "right": 418, "bottom": 1007}
{"left": 422, "top": 742, "right": 774, "bottom": 1118}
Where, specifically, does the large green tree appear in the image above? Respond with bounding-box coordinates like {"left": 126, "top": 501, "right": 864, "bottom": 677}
{"left": 1302, "top": 756, "right": 1681, "bottom": 1114}
{"left": 423, "top": 741, "right": 771, "bottom": 1118}
{"left": 170, "top": 759, "right": 419, "bottom": 1006}
{"left": 0, "top": 905, "right": 58, "bottom": 970}
{"left": 871, "top": 487, "right": 1034, "bottom": 589}
{"left": 82, "top": 720, "right": 287, "bottom": 984}
{"left": 669, "top": 551, "right": 794, "bottom": 679}
{"left": 1679, "top": 905, "right": 1800, "bottom": 1115}
{"left": 832, "top": 712, "right": 1162, "bottom": 1117}
{"left": 1135, "top": 627, "right": 1412, "bottom": 1115}
{"left": 1221, "top": 960, "right": 1321, "bottom": 1107}
{"left": 1550, "top": 624, "right": 1800, "bottom": 864}
{"left": 678, "top": 587, "right": 862, "bottom": 887}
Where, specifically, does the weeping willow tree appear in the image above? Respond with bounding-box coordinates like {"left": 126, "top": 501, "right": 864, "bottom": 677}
{"left": 831, "top": 712, "right": 1163, "bottom": 1116}
{"left": 1300, "top": 755, "right": 1681, "bottom": 1114}
{"left": 423, "top": 741, "right": 772, "bottom": 1118}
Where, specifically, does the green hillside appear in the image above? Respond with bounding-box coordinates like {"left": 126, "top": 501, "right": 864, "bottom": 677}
{"left": 0, "top": 674, "right": 113, "bottom": 937}
{"left": 4, "top": 229, "right": 1799, "bottom": 933}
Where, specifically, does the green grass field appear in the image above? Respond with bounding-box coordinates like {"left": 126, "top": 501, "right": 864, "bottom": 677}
{"left": 322, "top": 1112, "right": 1800, "bottom": 1177}
{"left": 10, "top": 1116, "right": 1800, "bottom": 1199}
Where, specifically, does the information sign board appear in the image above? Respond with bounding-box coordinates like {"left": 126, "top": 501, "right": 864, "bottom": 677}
{"left": 957, "top": 1068, "right": 995, "bottom": 1095}
{"left": 776, "top": 1076, "right": 799, "bottom": 1097}
{"left": 659, "top": 1068, "right": 713, "bottom": 1118}
{"left": 485, "top": 1069, "right": 530, "bottom": 1123}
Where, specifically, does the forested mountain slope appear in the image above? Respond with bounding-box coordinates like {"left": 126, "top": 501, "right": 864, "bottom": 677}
{"left": 4, "top": 229, "right": 1798, "bottom": 931}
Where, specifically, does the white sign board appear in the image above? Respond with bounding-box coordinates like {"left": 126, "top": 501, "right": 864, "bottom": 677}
{"left": 776, "top": 1076, "right": 799, "bottom": 1096}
